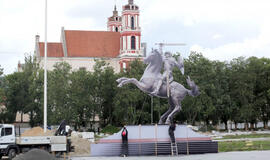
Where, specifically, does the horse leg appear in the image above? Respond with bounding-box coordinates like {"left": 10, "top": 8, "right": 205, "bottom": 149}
{"left": 116, "top": 77, "right": 128, "bottom": 84}
{"left": 117, "top": 78, "right": 131, "bottom": 87}
{"left": 165, "top": 98, "right": 182, "bottom": 124}
{"left": 158, "top": 97, "right": 175, "bottom": 124}
{"left": 118, "top": 78, "right": 148, "bottom": 92}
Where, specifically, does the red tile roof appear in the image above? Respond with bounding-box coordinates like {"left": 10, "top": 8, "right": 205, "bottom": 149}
{"left": 39, "top": 43, "right": 64, "bottom": 57}
{"left": 65, "top": 30, "right": 120, "bottom": 58}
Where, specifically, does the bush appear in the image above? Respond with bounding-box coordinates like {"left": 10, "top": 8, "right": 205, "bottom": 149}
{"left": 101, "top": 125, "right": 120, "bottom": 134}
{"left": 199, "top": 125, "right": 216, "bottom": 132}
{"left": 87, "top": 128, "right": 95, "bottom": 132}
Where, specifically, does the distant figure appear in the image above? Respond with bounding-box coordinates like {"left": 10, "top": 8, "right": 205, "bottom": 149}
{"left": 55, "top": 120, "right": 67, "bottom": 136}
{"left": 168, "top": 122, "right": 176, "bottom": 144}
{"left": 121, "top": 126, "right": 128, "bottom": 157}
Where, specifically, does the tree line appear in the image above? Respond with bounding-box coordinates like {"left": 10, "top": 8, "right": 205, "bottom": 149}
{"left": 0, "top": 52, "right": 270, "bottom": 131}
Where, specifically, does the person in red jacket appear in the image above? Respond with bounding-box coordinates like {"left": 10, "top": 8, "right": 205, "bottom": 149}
{"left": 121, "top": 126, "right": 128, "bottom": 157}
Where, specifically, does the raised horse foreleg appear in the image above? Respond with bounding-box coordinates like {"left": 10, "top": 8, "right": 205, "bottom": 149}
{"left": 117, "top": 78, "right": 148, "bottom": 92}
{"left": 116, "top": 77, "right": 129, "bottom": 84}
{"left": 158, "top": 97, "right": 175, "bottom": 124}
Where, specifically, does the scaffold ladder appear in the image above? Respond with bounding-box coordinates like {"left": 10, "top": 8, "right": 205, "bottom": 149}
{"left": 171, "top": 142, "right": 178, "bottom": 156}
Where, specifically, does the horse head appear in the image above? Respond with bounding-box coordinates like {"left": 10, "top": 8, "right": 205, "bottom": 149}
{"left": 144, "top": 49, "right": 162, "bottom": 65}
{"left": 142, "top": 49, "right": 163, "bottom": 77}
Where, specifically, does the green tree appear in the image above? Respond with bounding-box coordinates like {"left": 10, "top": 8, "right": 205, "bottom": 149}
{"left": 0, "top": 56, "right": 42, "bottom": 126}
{"left": 0, "top": 65, "right": 3, "bottom": 76}
{"left": 2, "top": 72, "right": 26, "bottom": 122}
{"left": 229, "top": 57, "right": 255, "bottom": 130}
{"left": 182, "top": 52, "right": 216, "bottom": 126}
{"left": 92, "top": 60, "right": 118, "bottom": 127}
{"left": 47, "top": 62, "right": 72, "bottom": 125}
{"left": 212, "top": 61, "right": 232, "bottom": 130}
{"left": 0, "top": 65, "right": 4, "bottom": 103}
{"left": 0, "top": 65, "right": 5, "bottom": 122}
{"left": 69, "top": 68, "right": 94, "bottom": 129}
{"left": 247, "top": 57, "right": 270, "bottom": 129}
{"left": 23, "top": 56, "right": 43, "bottom": 127}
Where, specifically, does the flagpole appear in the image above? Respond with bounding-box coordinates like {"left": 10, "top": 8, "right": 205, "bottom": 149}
{"left": 44, "top": 0, "right": 48, "bottom": 133}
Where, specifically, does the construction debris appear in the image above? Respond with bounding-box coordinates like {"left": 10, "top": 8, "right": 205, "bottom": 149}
{"left": 21, "top": 127, "right": 54, "bottom": 137}
{"left": 13, "top": 149, "right": 56, "bottom": 160}
{"left": 69, "top": 136, "right": 91, "bottom": 156}
{"left": 20, "top": 127, "right": 91, "bottom": 156}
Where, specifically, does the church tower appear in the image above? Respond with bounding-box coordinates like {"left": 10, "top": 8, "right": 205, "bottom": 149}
{"left": 107, "top": 5, "right": 122, "bottom": 32}
{"left": 119, "top": 0, "right": 143, "bottom": 70}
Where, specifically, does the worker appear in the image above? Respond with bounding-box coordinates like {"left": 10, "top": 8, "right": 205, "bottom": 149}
{"left": 121, "top": 126, "right": 128, "bottom": 157}
{"left": 168, "top": 122, "right": 176, "bottom": 144}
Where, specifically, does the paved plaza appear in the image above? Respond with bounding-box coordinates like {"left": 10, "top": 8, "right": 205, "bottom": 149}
{"left": 71, "top": 151, "right": 270, "bottom": 160}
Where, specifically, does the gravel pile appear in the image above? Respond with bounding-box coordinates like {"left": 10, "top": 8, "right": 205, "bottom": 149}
{"left": 21, "top": 127, "right": 54, "bottom": 137}
{"left": 14, "top": 149, "right": 56, "bottom": 160}
{"left": 69, "top": 137, "right": 91, "bottom": 156}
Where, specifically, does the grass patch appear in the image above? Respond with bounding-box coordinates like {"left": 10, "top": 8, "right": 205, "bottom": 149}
{"left": 101, "top": 125, "right": 120, "bottom": 134}
{"left": 220, "top": 134, "right": 270, "bottom": 139}
{"left": 218, "top": 140, "right": 270, "bottom": 152}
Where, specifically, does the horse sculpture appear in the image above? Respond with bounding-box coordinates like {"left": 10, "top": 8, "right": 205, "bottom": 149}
{"left": 116, "top": 50, "right": 200, "bottom": 124}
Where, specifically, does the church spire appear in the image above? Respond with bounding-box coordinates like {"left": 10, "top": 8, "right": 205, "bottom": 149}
{"left": 107, "top": 1, "right": 122, "bottom": 32}
{"left": 113, "top": 5, "right": 118, "bottom": 16}
{"left": 129, "top": 0, "right": 134, "bottom": 5}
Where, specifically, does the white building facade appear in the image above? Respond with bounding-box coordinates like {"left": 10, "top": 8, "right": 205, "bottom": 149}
{"left": 36, "top": 0, "right": 145, "bottom": 72}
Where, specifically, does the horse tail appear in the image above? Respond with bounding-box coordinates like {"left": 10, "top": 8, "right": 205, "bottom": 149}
{"left": 186, "top": 76, "right": 200, "bottom": 97}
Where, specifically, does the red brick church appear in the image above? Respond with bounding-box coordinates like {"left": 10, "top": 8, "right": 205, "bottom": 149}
{"left": 35, "top": 0, "right": 146, "bottom": 72}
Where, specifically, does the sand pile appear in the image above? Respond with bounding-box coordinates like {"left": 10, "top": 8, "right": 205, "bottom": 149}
{"left": 21, "top": 127, "right": 54, "bottom": 137}
{"left": 13, "top": 149, "right": 56, "bottom": 160}
{"left": 69, "top": 137, "right": 91, "bottom": 156}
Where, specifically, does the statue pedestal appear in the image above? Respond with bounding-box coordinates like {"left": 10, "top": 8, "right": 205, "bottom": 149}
{"left": 91, "top": 125, "right": 218, "bottom": 156}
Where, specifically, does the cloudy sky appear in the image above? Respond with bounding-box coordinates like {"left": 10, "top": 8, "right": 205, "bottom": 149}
{"left": 0, "top": 0, "right": 270, "bottom": 74}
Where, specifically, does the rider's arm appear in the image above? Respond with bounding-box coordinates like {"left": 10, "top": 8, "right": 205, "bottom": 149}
{"left": 174, "top": 57, "right": 184, "bottom": 75}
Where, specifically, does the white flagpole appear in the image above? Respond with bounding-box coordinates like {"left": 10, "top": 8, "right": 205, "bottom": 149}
{"left": 44, "top": 0, "right": 48, "bottom": 133}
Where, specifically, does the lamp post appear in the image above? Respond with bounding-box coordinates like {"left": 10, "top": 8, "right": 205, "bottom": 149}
{"left": 44, "top": 0, "right": 48, "bottom": 133}
{"left": 186, "top": 125, "right": 192, "bottom": 155}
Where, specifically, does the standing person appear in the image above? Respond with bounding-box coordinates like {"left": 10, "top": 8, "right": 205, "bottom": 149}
{"left": 121, "top": 126, "right": 128, "bottom": 157}
{"left": 168, "top": 122, "right": 176, "bottom": 144}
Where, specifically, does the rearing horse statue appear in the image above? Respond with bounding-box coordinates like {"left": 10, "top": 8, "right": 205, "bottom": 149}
{"left": 116, "top": 50, "right": 200, "bottom": 124}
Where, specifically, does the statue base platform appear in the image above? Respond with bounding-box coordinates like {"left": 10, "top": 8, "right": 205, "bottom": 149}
{"left": 91, "top": 125, "right": 218, "bottom": 156}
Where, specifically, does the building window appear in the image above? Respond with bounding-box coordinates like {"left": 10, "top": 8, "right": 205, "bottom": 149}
{"left": 79, "top": 67, "right": 86, "bottom": 70}
{"left": 131, "top": 17, "right": 134, "bottom": 30}
{"left": 131, "top": 36, "right": 136, "bottom": 50}
{"left": 123, "top": 62, "right": 126, "bottom": 70}
{"left": 115, "top": 27, "right": 118, "bottom": 32}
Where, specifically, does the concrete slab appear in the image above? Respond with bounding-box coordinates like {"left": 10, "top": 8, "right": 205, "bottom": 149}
{"left": 71, "top": 151, "right": 270, "bottom": 160}
{"left": 91, "top": 125, "right": 217, "bottom": 156}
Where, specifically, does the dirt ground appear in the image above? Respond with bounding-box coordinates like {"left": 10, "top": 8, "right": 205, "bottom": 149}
{"left": 69, "top": 136, "right": 91, "bottom": 156}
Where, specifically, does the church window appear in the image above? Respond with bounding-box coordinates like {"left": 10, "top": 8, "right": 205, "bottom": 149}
{"left": 79, "top": 67, "right": 86, "bottom": 70}
{"left": 131, "top": 36, "right": 136, "bottom": 50}
{"left": 131, "top": 17, "right": 135, "bottom": 30}
{"left": 115, "top": 27, "right": 118, "bottom": 32}
{"left": 123, "top": 62, "right": 126, "bottom": 70}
